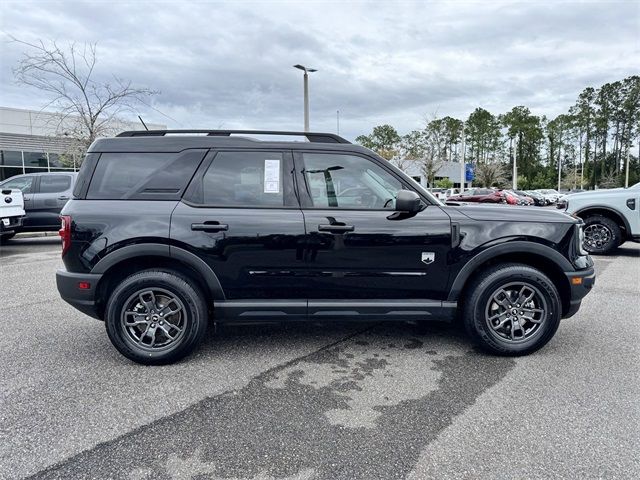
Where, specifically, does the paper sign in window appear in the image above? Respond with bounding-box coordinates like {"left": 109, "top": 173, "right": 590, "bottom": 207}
{"left": 264, "top": 159, "right": 280, "bottom": 193}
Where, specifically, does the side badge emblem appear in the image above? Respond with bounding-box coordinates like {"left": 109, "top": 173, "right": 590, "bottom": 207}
{"left": 421, "top": 252, "right": 435, "bottom": 265}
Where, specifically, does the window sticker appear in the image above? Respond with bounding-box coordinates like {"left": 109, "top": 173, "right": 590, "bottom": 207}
{"left": 264, "top": 159, "right": 280, "bottom": 193}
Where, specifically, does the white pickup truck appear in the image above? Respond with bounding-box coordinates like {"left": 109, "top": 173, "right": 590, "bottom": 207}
{"left": 557, "top": 182, "right": 640, "bottom": 254}
{"left": 1, "top": 188, "right": 26, "bottom": 244}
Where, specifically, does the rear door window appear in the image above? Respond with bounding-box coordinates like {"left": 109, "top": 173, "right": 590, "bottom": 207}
{"left": 39, "top": 175, "right": 71, "bottom": 193}
{"left": 191, "top": 151, "right": 287, "bottom": 207}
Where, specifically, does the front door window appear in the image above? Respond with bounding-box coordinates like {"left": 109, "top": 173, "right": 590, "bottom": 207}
{"left": 301, "top": 153, "right": 402, "bottom": 210}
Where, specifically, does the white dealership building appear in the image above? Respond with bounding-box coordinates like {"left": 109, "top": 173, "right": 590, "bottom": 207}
{"left": 0, "top": 106, "right": 164, "bottom": 182}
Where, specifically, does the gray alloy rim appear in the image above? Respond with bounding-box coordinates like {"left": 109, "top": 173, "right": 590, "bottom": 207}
{"left": 583, "top": 223, "right": 612, "bottom": 251}
{"left": 120, "top": 288, "right": 187, "bottom": 352}
{"left": 484, "top": 281, "right": 547, "bottom": 343}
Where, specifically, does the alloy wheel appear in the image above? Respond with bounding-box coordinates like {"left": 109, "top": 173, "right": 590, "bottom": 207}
{"left": 120, "top": 288, "right": 187, "bottom": 351}
{"left": 484, "top": 282, "right": 547, "bottom": 343}
{"left": 583, "top": 223, "right": 612, "bottom": 251}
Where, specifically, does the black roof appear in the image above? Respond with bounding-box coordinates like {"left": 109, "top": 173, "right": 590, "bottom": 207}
{"left": 90, "top": 129, "right": 363, "bottom": 153}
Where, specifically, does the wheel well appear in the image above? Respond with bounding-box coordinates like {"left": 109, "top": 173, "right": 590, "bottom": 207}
{"left": 577, "top": 208, "right": 628, "bottom": 239}
{"left": 94, "top": 255, "right": 212, "bottom": 319}
{"left": 458, "top": 252, "right": 572, "bottom": 317}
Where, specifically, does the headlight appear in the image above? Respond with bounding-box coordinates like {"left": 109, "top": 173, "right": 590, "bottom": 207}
{"left": 577, "top": 224, "right": 587, "bottom": 256}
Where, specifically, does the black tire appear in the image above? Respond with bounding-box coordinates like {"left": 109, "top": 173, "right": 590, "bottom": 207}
{"left": 0, "top": 232, "right": 16, "bottom": 244}
{"left": 463, "top": 263, "right": 561, "bottom": 356}
{"left": 105, "top": 269, "right": 208, "bottom": 365}
{"left": 582, "top": 215, "right": 621, "bottom": 255}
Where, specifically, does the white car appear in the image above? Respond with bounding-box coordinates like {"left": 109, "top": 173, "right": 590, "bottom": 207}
{"left": 557, "top": 182, "right": 640, "bottom": 254}
{"left": 535, "top": 189, "right": 562, "bottom": 204}
{"left": 1, "top": 188, "right": 26, "bottom": 243}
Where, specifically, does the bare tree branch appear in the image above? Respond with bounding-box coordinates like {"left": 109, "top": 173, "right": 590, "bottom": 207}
{"left": 10, "top": 36, "right": 158, "bottom": 161}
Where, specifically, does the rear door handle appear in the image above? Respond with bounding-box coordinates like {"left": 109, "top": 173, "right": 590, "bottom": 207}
{"left": 191, "top": 222, "right": 229, "bottom": 232}
{"left": 58, "top": 196, "right": 69, "bottom": 200}
{"left": 318, "top": 224, "right": 354, "bottom": 233}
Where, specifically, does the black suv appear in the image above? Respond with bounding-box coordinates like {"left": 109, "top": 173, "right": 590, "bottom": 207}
{"left": 56, "top": 130, "right": 595, "bottom": 364}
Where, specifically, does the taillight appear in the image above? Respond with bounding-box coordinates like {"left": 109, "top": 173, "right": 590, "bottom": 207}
{"left": 59, "top": 215, "right": 72, "bottom": 256}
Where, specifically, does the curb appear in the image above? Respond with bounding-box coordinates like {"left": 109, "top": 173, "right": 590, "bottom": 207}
{"left": 15, "top": 232, "right": 59, "bottom": 239}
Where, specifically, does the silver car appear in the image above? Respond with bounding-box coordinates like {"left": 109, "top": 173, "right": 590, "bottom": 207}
{"left": 0, "top": 172, "right": 77, "bottom": 237}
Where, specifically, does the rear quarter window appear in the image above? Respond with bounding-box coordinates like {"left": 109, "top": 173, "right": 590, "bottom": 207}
{"left": 86, "top": 150, "right": 206, "bottom": 200}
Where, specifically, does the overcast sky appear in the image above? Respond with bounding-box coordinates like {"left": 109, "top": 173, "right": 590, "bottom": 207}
{"left": 1, "top": 0, "right": 639, "bottom": 140}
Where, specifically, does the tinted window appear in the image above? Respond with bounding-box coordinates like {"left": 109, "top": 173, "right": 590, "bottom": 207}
{"left": 198, "top": 151, "right": 285, "bottom": 207}
{"left": 88, "top": 153, "right": 173, "bottom": 199}
{"left": 39, "top": 175, "right": 71, "bottom": 193}
{"left": 86, "top": 151, "right": 204, "bottom": 200}
{"left": 1, "top": 176, "right": 34, "bottom": 193}
{"left": 302, "top": 153, "right": 401, "bottom": 209}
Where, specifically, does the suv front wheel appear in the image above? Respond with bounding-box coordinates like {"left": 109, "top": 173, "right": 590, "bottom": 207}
{"left": 582, "top": 215, "right": 621, "bottom": 255}
{"left": 105, "top": 270, "right": 208, "bottom": 365}
{"left": 463, "top": 264, "right": 561, "bottom": 356}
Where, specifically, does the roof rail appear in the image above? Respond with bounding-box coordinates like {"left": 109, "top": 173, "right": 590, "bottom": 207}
{"left": 116, "top": 129, "right": 351, "bottom": 144}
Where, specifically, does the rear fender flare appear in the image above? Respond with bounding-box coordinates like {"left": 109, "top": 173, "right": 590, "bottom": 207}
{"left": 92, "top": 243, "right": 225, "bottom": 300}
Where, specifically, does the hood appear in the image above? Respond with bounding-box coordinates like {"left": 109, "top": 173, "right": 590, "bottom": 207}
{"left": 448, "top": 203, "right": 578, "bottom": 223}
{"left": 565, "top": 188, "right": 625, "bottom": 197}
{"left": 563, "top": 187, "right": 638, "bottom": 201}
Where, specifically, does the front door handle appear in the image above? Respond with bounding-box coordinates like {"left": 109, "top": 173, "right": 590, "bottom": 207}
{"left": 58, "top": 196, "right": 69, "bottom": 200}
{"left": 191, "top": 222, "right": 229, "bottom": 232}
{"left": 318, "top": 224, "right": 354, "bottom": 233}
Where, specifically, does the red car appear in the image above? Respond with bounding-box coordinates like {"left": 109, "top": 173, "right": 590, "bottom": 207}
{"left": 447, "top": 188, "right": 518, "bottom": 205}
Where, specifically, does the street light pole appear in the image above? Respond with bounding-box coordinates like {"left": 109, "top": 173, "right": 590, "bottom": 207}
{"left": 513, "top": 136, "right": 518, "bottom": 190}
{"left": 460, "top": 131, "right": 466, "bottom": 192}
{"left": 625, "top": 145, "right": 631, "bottom": 188}
{"left": 293, "top": 64, "right": 317, "bottom": 132}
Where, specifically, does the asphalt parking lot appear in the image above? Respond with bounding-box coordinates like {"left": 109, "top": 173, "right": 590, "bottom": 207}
{"left": 1, "top": 237, "right": 639, "bottom": 480}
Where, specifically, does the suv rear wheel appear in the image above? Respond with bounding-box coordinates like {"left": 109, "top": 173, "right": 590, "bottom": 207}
{"left": 463, "top": 264, "right": 561, "bottom": 356}
{"left": 582, "top": 215, "right": 621, "bottom": 255}
{"left": 105, "top": 270, "right": 208, "bottom": 365}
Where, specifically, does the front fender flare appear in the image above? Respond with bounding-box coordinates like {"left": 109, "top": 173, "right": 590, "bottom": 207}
{"left": 575, "top": 206, "right": 631, "bottom": 233}
{"left": 447, "top": 241, "right": 574, "bottom": 302}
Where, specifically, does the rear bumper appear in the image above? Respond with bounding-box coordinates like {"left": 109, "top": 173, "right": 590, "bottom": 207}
{"left": 563, "top": 266, "right": 596, "bottom": 318}
{"left": 56, "top": 269, "right": 103, "bottom": 320}
{"left": 1, "top": 215, "right": 23, "bottom": 233}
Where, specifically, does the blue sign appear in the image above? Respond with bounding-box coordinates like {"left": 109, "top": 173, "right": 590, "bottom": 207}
{"left": 465, "top": 163, "right": 475, "bottom": 182}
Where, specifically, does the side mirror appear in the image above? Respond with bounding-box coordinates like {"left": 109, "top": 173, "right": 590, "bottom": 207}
{"left": 395, "top": 189, "right": 421, "bottom": 213}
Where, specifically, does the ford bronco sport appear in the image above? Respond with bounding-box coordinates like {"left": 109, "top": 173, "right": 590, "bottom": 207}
{"left": 56, "top": 130, "right": 595, "bottom": 364}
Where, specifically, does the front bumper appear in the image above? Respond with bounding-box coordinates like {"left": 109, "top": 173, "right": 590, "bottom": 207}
{"left": 56, "top": 269, "right": 103, "bottom": 320}
{"left": 563, "top": 266, "right": 596, "bottom": 318}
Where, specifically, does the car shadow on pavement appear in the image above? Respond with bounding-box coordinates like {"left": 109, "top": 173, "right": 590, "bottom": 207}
{"left": 0, "top": 236, "right": 61, "bottom": 257}
{"left": 36, "top": 320, "right": 516, "bottom": 480}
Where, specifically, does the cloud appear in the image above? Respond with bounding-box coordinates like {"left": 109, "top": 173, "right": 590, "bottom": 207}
{"left": 1, "top": 0, "right": 638, "bottom": 140}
